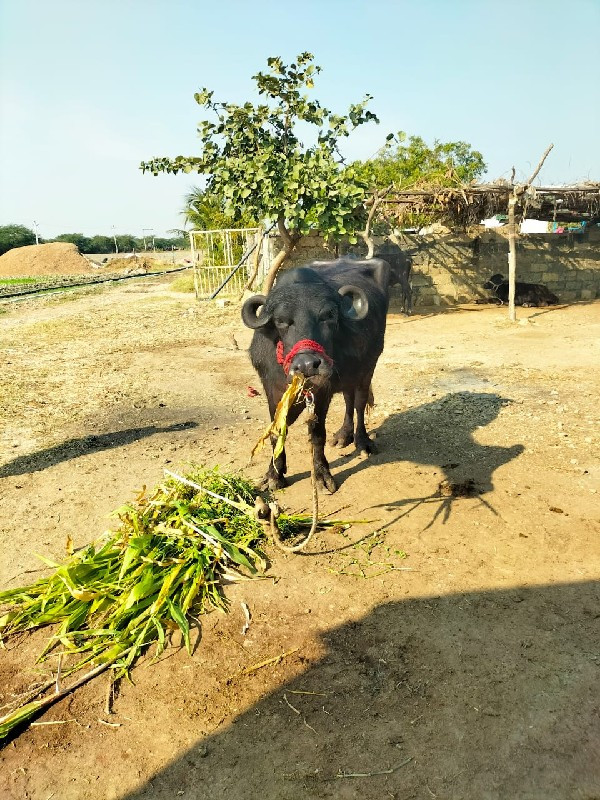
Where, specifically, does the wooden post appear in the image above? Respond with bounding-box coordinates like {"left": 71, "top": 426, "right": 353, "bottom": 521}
{"left": 506, "top": 144, "right": 554, "bottom": 322}
{"left": 507, "top": 193, "right": 517, "bottom": 322}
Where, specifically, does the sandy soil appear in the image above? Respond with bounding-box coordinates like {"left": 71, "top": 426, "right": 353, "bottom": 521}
{"left": 0, "top": 280, "right": 599, "bottom": 800}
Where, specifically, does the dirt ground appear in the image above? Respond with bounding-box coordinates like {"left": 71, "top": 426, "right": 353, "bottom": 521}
{"left": 0, "top": 279, "right": 599, "bottom": 800}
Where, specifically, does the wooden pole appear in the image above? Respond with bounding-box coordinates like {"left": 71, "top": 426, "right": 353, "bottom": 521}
{"left": 507, "top": 193, "right": 517, "bottom": 321}
{"left": 507, "top": 144, "right": 554, "bottom": 322}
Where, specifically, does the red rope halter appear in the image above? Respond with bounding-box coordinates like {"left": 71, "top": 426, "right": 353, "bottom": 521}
{"left": 276, "top": 339, "right": 333, "bottom": 375}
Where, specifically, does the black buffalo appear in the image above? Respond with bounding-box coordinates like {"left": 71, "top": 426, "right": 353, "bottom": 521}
{"left": 483, "top": 273, "right": 560, "bottom": 307}
{"left": 241, "top": 258, "right": 391, "bottom": 493}
{"left": 375, "top": 246, "right": 413, "bottom": 314}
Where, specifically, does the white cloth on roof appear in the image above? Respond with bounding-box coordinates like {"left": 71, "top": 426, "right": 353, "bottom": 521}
{"left": 520, "top": 219, "right": 549, "bottom": 233}
{"left": 481, "top": 216, "right": 506, "bottom": 228}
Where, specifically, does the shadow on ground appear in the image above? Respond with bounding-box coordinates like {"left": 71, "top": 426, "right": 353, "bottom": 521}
{"left": 337, "top": 391, "right": 521, "bottom": 493}
{"left": 0, "top": 422, "right": 198, "bottom": 478}
{"left": 279, "top": 391, "right": 524, "bottom": 532}
{"left": 120, "top": 580, "right": 600, "bottom": 800}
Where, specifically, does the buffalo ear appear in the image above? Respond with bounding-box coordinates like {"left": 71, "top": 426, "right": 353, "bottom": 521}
{"left": 338, "top": 285, "right": 369, "bottom": 320}
{"left": 241, "top": 295, "right": 271, "bottom": 329}
{"left": 359, "top": 258, "right": 391, "bottom": 292}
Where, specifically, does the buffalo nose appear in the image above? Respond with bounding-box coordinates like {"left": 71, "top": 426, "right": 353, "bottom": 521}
{"left": 290, "top": 351, "right": 322, "bottom": 377}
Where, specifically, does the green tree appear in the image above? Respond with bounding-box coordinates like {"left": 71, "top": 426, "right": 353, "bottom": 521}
{"left": 115, "top": 234, "right": 138, "bottom": 252}
{"left": 0, "top": 224, "right": 37, "bottom": 255}
{"left": 182, "top": 187, "right": 257, "bottom": 231}
{"left": 88, "top": 235, "right": 114, "bottom": 253}
{"left": 53, "top": 233, "right": 93, "bottom": 253}
{"left": 356, "top": 133, "right": 487, "bottom": 243}
{"left": 141, "top": 52, "right": 379, "bottom": 291}
{"left": 168, "top": 234, "right": 189, "bottom": 249}
{"left": 152, "top": 237, "right": 185, "bottom": 251}
{"left": 357, "top": 132, "right": 486, "bottom": 190}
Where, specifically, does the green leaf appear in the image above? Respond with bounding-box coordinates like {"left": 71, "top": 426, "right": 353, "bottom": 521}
{"left": 0, "top": 699, "right": 47, "bottom": 740}
{"left": 167, "top": 599, "right": 191, "bottom": 654}
{"left": 153, "top": 617, "right": 166, "bottom": 658}
{"left": 124, "top": 568, "right": 157, "bottom": 610}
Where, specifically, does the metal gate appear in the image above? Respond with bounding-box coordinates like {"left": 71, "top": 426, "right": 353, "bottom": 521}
{"left": 188, "top": 227, "right": 273, "bottom": 300}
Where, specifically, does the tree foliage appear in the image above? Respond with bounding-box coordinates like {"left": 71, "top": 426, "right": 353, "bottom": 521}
{"left": 0, "top": 226, "right": 186, "bottom": 256}
{"left": 54, "top": 233, "right": 94, "bottom": 253}
{"left": 355, "top": 133, "right": 487, "bottom": 240}
{"left": 140, "top": 52, "right": 379, "bottom": 290}
{"left": 357, "top": 132, "right": 487, "bottom": 190}
{"left": 182, "top": 187, "right": 257, "bottom": 231}
{"left": 0, "top": 224, "right": 37, "bottom": 255}
{"left": 115, "top": 234, "right": 138, "bottom": 252}
{"left": 87, "top": 235, "right": 114, "bottom": 253}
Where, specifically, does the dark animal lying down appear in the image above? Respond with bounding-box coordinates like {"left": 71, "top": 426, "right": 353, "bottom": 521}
{"left": 483, "top": 274, "right": 560, "bottom": 307}
{"left": 242, "top": 257, "right": 391, "bottom": 493}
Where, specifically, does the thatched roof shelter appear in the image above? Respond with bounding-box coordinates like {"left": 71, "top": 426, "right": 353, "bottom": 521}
{"left": 378, "top": 182, "right": 600, "bottom": 229}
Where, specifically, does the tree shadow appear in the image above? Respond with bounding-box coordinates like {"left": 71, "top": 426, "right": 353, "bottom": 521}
{"left": 339, "top": 391, "right": 520, "bottom": 491}
{"left": 0, "top": 422, "right": 198, "bottom": 478}
{"left": 284, "top": 392, "right": 523, "bottom": 534}
{"left": 119, "top": 580, "right": 600, "bottom": 800}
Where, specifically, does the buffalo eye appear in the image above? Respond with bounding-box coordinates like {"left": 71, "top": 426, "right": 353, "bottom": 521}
{"left": 319, "top": 307, "right": 338, "bottom": 324}
{"left": 274, "top": 317, "right": 291, "bottom": 330}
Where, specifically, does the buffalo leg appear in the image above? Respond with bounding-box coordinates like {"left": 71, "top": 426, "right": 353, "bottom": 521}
{"left": 330, "top": 390, "right": 355, "bottom": 448}
{"left": 310, "top": 392, "right": 337, "bottom": 493}
{"left": 403, "top": 275, "right": 413, "bottom": 315}
{"left": 354, "top": 379, "right": 376, "bottom": 455}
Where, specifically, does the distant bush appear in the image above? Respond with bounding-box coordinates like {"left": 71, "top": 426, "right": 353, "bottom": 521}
{"left": 0, "top": 225, "right": 37, "bottom": 255}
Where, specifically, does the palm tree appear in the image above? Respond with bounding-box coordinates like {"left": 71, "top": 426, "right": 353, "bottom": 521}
{"left": 182, "top": 188, "right": 257, "bottom": 231}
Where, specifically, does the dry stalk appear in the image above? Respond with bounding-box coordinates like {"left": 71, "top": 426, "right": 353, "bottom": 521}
{"left": 336, "top": 756, "right": 413, "bottom": 778}
{"left": 236, "top": 647, "right": 299, "bottom": 678}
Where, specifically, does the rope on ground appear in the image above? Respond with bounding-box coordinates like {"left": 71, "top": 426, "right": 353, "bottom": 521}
{"left": 255, "top": 399, "right": 320, "bottom": 554}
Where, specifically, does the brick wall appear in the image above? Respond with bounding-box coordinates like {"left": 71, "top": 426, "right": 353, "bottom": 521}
{"left": 271, "top": 227, "right": 600, "bottom": 307}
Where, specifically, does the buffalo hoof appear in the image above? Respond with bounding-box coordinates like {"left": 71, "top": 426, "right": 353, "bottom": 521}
{"left": 260, "top": 471, "right": 288, "bottom": 491}
{"left": 355, "top": 432, "right": 377, "bottom": 455}
{"left": 315, "top": 466, "right": 337, "bottom": 494}
{"left": 330, "top": 428, "right": 354, "bottom": 448}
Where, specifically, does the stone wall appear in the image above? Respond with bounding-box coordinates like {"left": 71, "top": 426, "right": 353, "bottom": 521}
{"left": 271, "top": 227, "right": 600, "bottom": 307}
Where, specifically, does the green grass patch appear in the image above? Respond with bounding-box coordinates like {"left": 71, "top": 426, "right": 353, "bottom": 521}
{"left": 0, "top": 277, "right": 39, "bottom": 285}
{"left": 170, "top": 273, "right": 196, "bottom": 292}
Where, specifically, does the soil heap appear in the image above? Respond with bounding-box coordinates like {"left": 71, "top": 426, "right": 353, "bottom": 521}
{"left": 0, "top": 242, "right": 97, "bottom": 277}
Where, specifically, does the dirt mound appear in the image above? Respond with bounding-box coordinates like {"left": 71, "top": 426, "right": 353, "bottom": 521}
{"left": 0, "top": 242, "right": 97, "bottom": 277}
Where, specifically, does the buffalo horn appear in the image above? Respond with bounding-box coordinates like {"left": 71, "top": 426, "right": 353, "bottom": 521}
{"left": 338, "top": 285, "right": 369, "bottom": 320}
{"left": 241, "top": 294, "right": 271, "bottom": 329}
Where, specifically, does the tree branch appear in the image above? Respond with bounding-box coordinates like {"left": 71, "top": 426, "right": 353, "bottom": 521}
{"left": 524, "top": 143, "right": 554, "bottom": 189}
{"left": 262, "top": 215, "right": 300, "bottom": 293}
{"left": 360, "top": 186, "right": 393, "bottom": 258}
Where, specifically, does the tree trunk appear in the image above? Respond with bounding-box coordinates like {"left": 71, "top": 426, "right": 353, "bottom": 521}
{"left": 360, "top": 189, "right": 390, "bottom": 259}
{"left": 261, "top": 215, "right": 300, "bottom": 294}
{"left": 241, "top": 225, "right": 264, "bottom": 294}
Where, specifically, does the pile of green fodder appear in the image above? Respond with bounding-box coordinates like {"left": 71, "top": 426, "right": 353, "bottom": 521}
{"left": 0, "top": 468, "right": 289, "bottom": 739}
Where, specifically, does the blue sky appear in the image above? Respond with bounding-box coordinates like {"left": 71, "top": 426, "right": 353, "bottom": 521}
{"left": 1, "top": 0, "right": 599, "bottom": 239}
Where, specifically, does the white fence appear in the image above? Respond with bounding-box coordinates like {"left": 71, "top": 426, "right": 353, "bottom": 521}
{"left": 188, "top": 228, "right": 273, "bottom": 300}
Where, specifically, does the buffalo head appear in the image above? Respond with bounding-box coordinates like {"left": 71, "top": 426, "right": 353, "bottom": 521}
{"left": 242, "top": 267, "right": 369, "bottom": 381}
